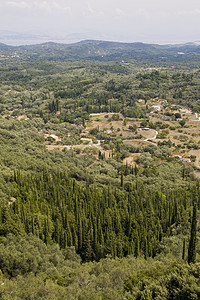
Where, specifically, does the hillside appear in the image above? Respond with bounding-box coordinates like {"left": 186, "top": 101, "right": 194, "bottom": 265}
{"left": 0, "top": 40, "right": 200, "bottom": 299}
{"left": 1, "top": 40, "right": 200, "bottom": 62}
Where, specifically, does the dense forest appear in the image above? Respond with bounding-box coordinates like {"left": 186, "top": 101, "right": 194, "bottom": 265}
{"left": 0, "top": 41, "right": 200, "bottom": 299}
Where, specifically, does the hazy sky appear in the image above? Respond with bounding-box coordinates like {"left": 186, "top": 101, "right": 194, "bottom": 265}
{"left": 0, "top": 0, "right": 200, "bottom": 44}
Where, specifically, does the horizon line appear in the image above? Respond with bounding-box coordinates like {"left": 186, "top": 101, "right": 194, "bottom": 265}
{"left": 0, "top": 38, "right": 199, "bottom": 47}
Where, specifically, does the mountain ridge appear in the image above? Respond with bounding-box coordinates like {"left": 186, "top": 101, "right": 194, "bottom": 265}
{"left": 0, "top": 39, "right": 200, "bottom": 62}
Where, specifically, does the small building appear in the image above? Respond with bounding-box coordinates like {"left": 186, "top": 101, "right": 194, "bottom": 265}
{"left": 183, "top": 158, "right": 191, "bottom": 163}
{"left": 44, "top": 134, "right": 61, "bottom": 142}
{"left": 179, "top": 108, "right": 192, "bottom": 114}
{"left": 9, "top": 197, "right": 16, "bottom": 205}
{"left": 152, "top": 105, "right": 161, "bottom": 111}
{"left": 138, "top": 128, "right": 149, "bottom": 131}
{"left": 106, "top": 130, "right": 112, "bottom": 134}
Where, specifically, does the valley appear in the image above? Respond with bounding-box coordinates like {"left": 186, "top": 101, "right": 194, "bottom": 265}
{"left": 0, "top": 40, "right": 200, "bottom": 299}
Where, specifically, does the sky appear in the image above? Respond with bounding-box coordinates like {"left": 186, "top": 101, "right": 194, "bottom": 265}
{"left": 0, "top": 0, "right": 200, "bottom": 44}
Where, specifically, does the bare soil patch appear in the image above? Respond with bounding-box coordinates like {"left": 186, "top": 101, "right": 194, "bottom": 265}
{"left": 123, "top": 153, "right": 140, "bottom": 166}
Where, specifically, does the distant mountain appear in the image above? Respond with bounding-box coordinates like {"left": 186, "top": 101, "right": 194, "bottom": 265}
{"left": 0, "top": 42, "right": 14, "bottom": 51}
{"left": 0, "top": 30, "right": 53, "bottom": 46}
{"left": 0, "top": 30, "right": 101, "bottom": 46}
{"left": 0, "top": 39, "right": 200, "bottom": 62}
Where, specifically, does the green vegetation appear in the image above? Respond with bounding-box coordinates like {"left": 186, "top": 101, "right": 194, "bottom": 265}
{"left": 0, "top": 41, "right": 200, "bottom": 298}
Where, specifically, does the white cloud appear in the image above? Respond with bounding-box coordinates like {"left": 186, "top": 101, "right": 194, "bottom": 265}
{"left": 5, "top": 0, "right": 71, "bottom": 12}
{"left": 52, "top": 1, "right": 61, "bottom": 9}
{"left": 7, "top": 1, "right": 30, "bottom": 8}
{"left": 34, "top": 1, "right": 53, "bottom": 11}
{"left": 87, "top": 2, "right": 95, "bottom": 14}
{"left": 175, "top": 8, "right": 200, "bottom": 16}
{"left": 34, "top": 1, "right": 71, "bottom": 12}
{"left": 115, "top": 8, "right": 124, "bottom": 16}
{"left": 135, "top": 8, "right": 150, "bottom": 18}
{"left": 63, "top": 6, "right": 71, "bottom": 12}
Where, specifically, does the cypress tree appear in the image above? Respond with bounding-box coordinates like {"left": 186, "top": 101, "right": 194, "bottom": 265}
{"left": 188, "top": 203, "right": 197, "bottom": 264}
{"left": 182, "top": 238, "right": 186, "bottom": 260}
{"left": 82, "top": 230, "right": 93, "bottom": 261}
{"left": 121, "top": 172, "right": 124, "bottom": 188}
{"left": 143, "top": 236, "right": 148, "bottom": 259}
{"left": 77, "top": 216, "right": 83, "bottom": 252}
{"left": 134, "top": 233, "right": 140, "bottom": 257}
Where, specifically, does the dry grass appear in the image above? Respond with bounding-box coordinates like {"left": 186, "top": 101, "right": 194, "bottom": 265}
{"left": 123, "top": 153, "right": 140, "bottom": 166}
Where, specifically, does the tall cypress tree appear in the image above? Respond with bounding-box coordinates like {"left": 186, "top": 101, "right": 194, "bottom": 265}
{"left": 188, "top": 203, "right": 197, "bottom": 264}
{"left": 182, "top": 238, "right": 186, "bottom": 260}
{"left": 121, "top": 172, "right": 124, "bottom": 188}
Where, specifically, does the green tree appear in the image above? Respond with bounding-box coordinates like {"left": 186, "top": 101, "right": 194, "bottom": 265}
{"left": 188, "top": 203, "right": 197, "bottom": 264}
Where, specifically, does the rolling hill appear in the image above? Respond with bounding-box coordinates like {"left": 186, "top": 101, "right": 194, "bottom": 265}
{"left": 0, "top": 39, "right": 200, "bottom": 62}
